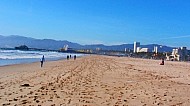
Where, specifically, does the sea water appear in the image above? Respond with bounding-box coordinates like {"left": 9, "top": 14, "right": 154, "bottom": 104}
{"left": 0, "top": 49, "right": 85, "bottom": 66}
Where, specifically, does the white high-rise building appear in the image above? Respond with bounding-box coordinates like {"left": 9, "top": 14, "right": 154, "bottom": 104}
{"left": 134, "top": 42, "right": 140, "bottom": 53}
{"left": 154, "top": 46, "right": 158, "bottom": 53}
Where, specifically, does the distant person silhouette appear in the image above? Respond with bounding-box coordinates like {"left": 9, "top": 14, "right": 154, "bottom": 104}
{"left": 159, "top": 58, "right": 164, "bottom": 65}
{"left": 67, "top": 55, "right": 69, "bottom": 60}
{"left": 40, "top": 55, "right": 45, "bottom": 67}
{"left": 70, "top": 55, "right": 72, "bottom": 59}
{"left": 74, "top": 55, "right": 76, "bottom": 60}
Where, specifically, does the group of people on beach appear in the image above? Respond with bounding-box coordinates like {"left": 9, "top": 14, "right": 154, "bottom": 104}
{"left": 67, "top": 55, "right": 77, "bottom": 60}
{"left": 40, "top": 54, "right": 77, "bottom": 67}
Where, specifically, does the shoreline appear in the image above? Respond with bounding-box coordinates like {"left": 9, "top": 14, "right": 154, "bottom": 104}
{"left": 0, "top": 53, "right": 86, "bottom": 67}
{"left": 0, "top": 49, "right": 87, "bottom": 66}
{"left": 0, "top": 58, "right": 64, "bottom": 67}
{"left": 1, "top": 55, "right": 190, "bottom": 105}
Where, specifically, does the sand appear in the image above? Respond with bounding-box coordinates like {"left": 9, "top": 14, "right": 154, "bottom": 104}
{"left": 0, "top": 55, "right": 190, "bottom": 106}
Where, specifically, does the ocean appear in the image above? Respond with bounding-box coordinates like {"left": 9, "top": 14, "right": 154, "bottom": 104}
{"left": 0, "top": 49, "right": 85, "bottom": 66}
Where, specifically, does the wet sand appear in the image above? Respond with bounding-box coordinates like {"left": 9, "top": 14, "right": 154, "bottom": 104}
{"left": 0, "top": 55, "right": 190, "bottom": 106}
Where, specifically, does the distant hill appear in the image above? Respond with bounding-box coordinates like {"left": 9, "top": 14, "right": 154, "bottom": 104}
{"left": 0, "top": 35, "right": 83, "bottom": 50}
{"left": 0, "top": 35, "right": 174, "bottom": 52}
{"left": 83, "top": 44, "right": 134, "bottom": 51}
{"left": 84, "top": 44, "right": 174, "bottom": 52}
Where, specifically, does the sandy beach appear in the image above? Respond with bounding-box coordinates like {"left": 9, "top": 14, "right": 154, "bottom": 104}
{"left": 0, "top": 55, "right": 190, "bottom": 106}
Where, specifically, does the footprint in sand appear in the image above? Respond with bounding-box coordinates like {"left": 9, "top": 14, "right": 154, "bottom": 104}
{"left": 2, "top": 103, "right": 11, "bottom": 106}
{"left": 13, "top": 98, "right": 18, "bottom": 101}
{"left": 21, "top": 100, "right": 28, "bottom": 104}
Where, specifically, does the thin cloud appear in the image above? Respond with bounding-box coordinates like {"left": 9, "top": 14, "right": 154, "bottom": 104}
{"left": 160, "top": 35, "right": 190, "bottom": 40}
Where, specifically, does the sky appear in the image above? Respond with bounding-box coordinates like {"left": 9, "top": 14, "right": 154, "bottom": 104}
{"left": 0, "top": 0, "right": 190, "bottom": 47}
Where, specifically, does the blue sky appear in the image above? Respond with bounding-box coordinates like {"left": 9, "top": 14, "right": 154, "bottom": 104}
{"left": 0, "top": 0, "right": 190, "bottom": 47}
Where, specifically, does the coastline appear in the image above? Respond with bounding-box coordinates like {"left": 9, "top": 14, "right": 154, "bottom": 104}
{"left": 0, "top": 55, "right": 190, "bottom": 105}
{"left": 0, "top": 57, "right": 64, "bottom": 67}
{"left": 0, "top": 49, "right": 86, "bottom": 66}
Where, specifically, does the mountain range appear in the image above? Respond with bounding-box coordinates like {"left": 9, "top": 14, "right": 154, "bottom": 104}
{"left": 0, "top": 35, "right": 174, "bottom": 52}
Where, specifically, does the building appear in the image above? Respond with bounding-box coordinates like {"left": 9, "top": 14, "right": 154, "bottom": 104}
{"left": 180, "top": 47, "right": 188, "bottom": 61}
{"left": 133, "top": 42, "right": 140, "bottom": 53}
{"left": 139, "top": 48, "right": 149, "bottom": 52}
{"left": 125, "top": 48, "right": 127, "bottom": 52}
{"left": 96, "top": 48, "right": 101, "bottom": 51}
{"left": 136, "top": 47, "right": 141, "bottom": 53}
{"left": 137, "top": 47, "right": 149, "bottom": 53}
{"left": 153, "top": 46, "right": 158, "bottom": 53}
{"left": 166, "top": 47, "right": 188, "bottom": 61}
{"left": 133, "top": 42, "right": 150, "bottom": 53}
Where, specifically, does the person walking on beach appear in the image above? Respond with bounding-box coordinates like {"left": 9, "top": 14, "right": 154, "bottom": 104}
{"left": 40, "top": 55, "right": 45, "bottom": 67}
{"left": 67, "top": 55, "right": 69, "bottom": 60}
{"left": 74, "top": 55, "right": 76, "bottom": 60}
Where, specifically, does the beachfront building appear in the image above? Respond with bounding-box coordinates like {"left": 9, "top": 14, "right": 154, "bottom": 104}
{"left": 125, "top": 48, "right": 127, "bottom": 53}
{"left": 180, "top": 47, "right": 188, "bottom": 60}
{"left": 153, "top": 46, "right": 158, "bottom": 53}
{"left": 133, "top": 42, "right": 150, "bottom": 53}
{"left": 133, "top": 41, "right": 140, "bottom": 53}
{"left": 139, "top": 48, "right": 149, "bottom": 52}
{"left": 136, "top": 47, "right": 149, "bottom": 53}
{"left": 96, "top": 48, "right": 101, "bottom": 51}
{"left": 77, "top": 49, "right": 92, "bottom": 53}
{"left": 166, "top": 47, "right": 188, "bottom": 61}
{"left": 125, "top": 48, "right": 133, "bottom": 53}
{"left": 136, "top": 47, "right": 141, "bottom": 53}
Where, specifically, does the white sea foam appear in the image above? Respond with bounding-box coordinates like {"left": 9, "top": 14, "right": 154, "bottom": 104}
{"left": 0, "top": 49, "right": 84, "bottom": 60}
